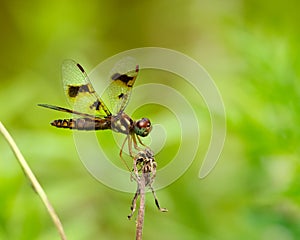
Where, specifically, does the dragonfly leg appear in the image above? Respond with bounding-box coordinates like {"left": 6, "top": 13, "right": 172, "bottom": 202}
{"left": 127, "top": 134, "right": 135, "bottom": 157}
{"left": 136, "top": 135, "right": 147, "bottom": 147}
{"left": 132, "top": 134, "right": 143, "bottom": 151}
{"left": 119, "top": 135, "right": 128, "bottom": 158}
{"left": 119, "top": 135, "right": 131, "bottom": 172}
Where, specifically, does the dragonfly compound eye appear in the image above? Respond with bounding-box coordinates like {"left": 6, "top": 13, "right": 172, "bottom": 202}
{"left": 135, "top": 118, "right": 152, "bottom": 137}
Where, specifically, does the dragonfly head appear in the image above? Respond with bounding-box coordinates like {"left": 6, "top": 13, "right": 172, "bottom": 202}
{"left": 134, "top": 118, "right": 152, "bottom": 137}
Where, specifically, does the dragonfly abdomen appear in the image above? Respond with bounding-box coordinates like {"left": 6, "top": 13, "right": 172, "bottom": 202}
{"left": 51, "top": 118, "right": 111, "bottom": 130}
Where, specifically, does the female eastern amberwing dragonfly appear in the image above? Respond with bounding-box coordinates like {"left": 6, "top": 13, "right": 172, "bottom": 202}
{"left": 39, "top": 59, "right": 152, "bottom": 157}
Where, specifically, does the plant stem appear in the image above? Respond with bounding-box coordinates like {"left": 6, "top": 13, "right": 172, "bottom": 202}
{"left": 136, "top": 172, "right": 146, "bottom": 240}
{"left": 0, "top": 122, "right": 67, "bottom": 240}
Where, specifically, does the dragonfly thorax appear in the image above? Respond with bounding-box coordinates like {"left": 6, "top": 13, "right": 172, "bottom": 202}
{"left": 111, "top": 113, "right": 134, "bottom": 134}
{"left": 111, "top": 113, "right": 151, "bottom": 137}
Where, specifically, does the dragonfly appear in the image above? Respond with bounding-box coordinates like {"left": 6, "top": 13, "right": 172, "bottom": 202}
{"left": 38, "top": 59, "right": 152, "bottom": 160}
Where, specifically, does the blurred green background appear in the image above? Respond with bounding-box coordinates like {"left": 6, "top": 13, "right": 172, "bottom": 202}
{"left": 1, "top": 0, "right": 299, "bottom": 239}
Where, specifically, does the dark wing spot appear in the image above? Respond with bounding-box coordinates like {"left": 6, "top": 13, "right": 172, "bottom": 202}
{"left": 111, "top": 73, "right": 134, "bottom": 85}
{"left": 68, "top": 84, "right": 94, "bottom": 97}
{"left": 68, "top": 86, "right": 80, "bottom": 97}
{"left": 111, "top": 73, "right": 121, "bottom": 80}
{"left": 79, "top": 84, "right": 91, "bottom": 93}
{"left": 90, "top": 100, "right": 101, "bottom": 110}
{"left": 118, "top": 93, "right": 124, "bottom": 99}
{"left": 76, "top": 63, "right": 85, "bottom": 73}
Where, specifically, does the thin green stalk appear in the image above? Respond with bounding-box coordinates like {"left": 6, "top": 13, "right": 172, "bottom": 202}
{"left": 0, "top": 122, "right": 67, "bottom": 240}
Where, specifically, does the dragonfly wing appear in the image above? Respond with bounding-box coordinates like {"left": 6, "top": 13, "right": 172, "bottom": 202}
{"left": 103, "top": 58, "right": 139, "bottom": 114}
{"left": 62, "top": 59, "right": 111, "bottom": 117}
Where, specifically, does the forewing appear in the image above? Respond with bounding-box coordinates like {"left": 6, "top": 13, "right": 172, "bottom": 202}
{"left": 62, "top": 59, "right": 111, "bottom": 117}
{"left": 104, "top": 58, "right": 139, "bottom": 114}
